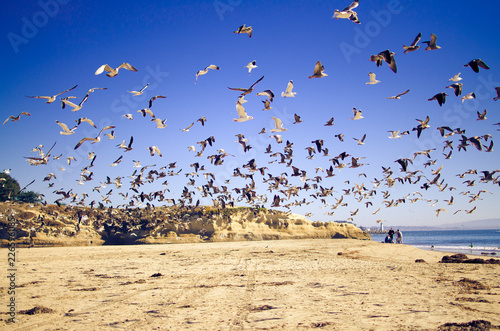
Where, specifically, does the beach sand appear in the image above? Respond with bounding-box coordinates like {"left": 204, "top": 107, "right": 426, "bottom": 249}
{"left": 1, "top": 239, "right": 499, "bottom": 330}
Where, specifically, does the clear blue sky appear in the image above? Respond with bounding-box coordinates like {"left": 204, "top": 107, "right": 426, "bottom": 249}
{"left": 1, "top": 0, "right": 499, "bottom": 227}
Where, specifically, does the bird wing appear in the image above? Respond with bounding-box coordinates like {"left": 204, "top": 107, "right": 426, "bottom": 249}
{"left": 285, "top": 80, "right": 294, "bottom": 93}
{"left": 396, "top": 89, "right": 410, "bottom": 97}
{"left": 3, "top": 116, "right": 14, "bottom": 125}
{"left": 206, "top": 64, "right": 220, "bottom": 70}
{"left": 342, "top": 0, "right": 359, "bottom": 11}
{"left": 477, "top": 59, "right": 490, "bottom": 70}
{"left": 411, "top": 32, "right": 421, "bottom": 46}
{"left": 118, "top": 62, "right": 138, "bottom": 72}
{"left": 184, "top": 122, "right": 194, "bottom": 130}
{"left": 56, "top": 84, "right": 78, "bottom": 96}
{"left": 249, "top": 75, "right": 264, "bottom": 89}
{"left": 61, "top": 98, "right": 79, "bottom": 110}
{"left": 236, "top": 102, "right": 247, "bottom": 118}
{"left": 272, "top": 117, "right": 283, "bottom": 129}
{"left": 98, "top": 125, "right": 116, "bottom": 137}
{"left": 75, "top": 137, "right": 95, "bottom": 150}
{"left": 313, "top": 61, "right": 324, "bottom": 75}
{"left": 429, "top": 33, "right": 437, "bottom": 47}
{"left": 368, "top": 72, "right": 376, "bottom": 82}
{"left": 95, "top": 64, "right": 112, "bottom": 75}
{"left": 26, "top": 95, "right": 51, "bottom": 100}
{"left": 56, "top": 120, "right": 70, "bottom": 132}
{"left": 78, "top": 117, "right": 97, "bottom": 128}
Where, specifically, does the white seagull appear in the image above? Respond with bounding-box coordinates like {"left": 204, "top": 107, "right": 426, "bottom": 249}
{"left": 281, "top": 80, "right": 297, "bottom": 97}
{"left": 351, "top": 107, "right": 364, "bottom": 120}
{"left": 128, "top": 83, "right": 149, "bottom": 96}
{"left": 56, "top": 120, "right": 77, "bottom": 135}
{"left": 195, "top": 64, "right": 220, "bottom": 84}
{"left": 366, "top": 72, "right": 380, "bottom": 85}
{"left": 449, "top": 73, "right": 463, "bottom": 82}
{"left": 245, "top": 60, "right": 257, "bottom": 74}
{"left": 233, "top": 102, "right": 254, "bottom": 122}
{"left": 271, "top": 117, "right": 288, "bottom": 132}
{"left": 151, "top": 118, "right": 167, "bottom": 128}
{"left": 3, "top": 112, "right": 31, "bottom": 125}
{"left": 387, "top": 89, "right": 410, "bottom": 99}
{"left": 95, "top": 63, "right": 137, "bottom": 77}
{"left": 26, "top": 84, "right": 78, "bottom": 103}
{"left": 332, "top": 0, "right": 360, "bottom": 24}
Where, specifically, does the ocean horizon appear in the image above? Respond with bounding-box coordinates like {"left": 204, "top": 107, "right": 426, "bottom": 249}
{"left": 369, "top": 229, "right": 500, "bottom": 256}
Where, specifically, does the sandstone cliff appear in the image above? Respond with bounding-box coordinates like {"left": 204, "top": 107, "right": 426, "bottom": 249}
{"left": 0, "top": 202, "right": 370, "bottom": 247}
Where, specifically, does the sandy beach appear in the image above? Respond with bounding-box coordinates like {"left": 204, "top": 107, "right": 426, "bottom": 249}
{"left": 1, "top": 239, "right": 499, "bottom": 330}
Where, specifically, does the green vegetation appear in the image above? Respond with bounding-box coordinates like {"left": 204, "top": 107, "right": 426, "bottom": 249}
{"left": 0, "top": 173, "right": 20, "bottom": 201}
{"left": 0, "top": 173, "right": 42, "bottom": 203}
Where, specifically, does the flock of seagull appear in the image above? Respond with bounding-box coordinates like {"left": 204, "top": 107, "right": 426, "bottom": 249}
{"left": 3, "top": 0, "right": 500, "bottom": 225}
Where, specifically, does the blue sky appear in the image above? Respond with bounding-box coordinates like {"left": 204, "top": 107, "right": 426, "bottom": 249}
{"left": 1, "top": 0, "right": 499, "bottom": 227}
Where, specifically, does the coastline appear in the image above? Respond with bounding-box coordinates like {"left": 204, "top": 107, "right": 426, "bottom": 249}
{"left": 2, "top": 238, "right": 499, "bottom": 330}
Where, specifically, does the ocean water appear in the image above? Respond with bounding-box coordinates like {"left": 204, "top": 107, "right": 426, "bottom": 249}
{"left": 369, "top": 229, "right": 500, "bottom": 256}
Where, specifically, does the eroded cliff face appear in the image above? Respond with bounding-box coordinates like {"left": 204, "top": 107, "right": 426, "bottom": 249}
{"left": 0, "top": 202, "right": 370, "bottom": 247}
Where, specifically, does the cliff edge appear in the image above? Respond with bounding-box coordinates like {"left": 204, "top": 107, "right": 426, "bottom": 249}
{"left": 0, "top": 202, "right": 370, "bottom": 247}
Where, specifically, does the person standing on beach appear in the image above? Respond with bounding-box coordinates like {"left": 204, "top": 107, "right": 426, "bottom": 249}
{"left": 388, "top": 228, "right": 395, "bottom": 243}
{"left": 395, "top": 229, "right": 403, "bottom": 244}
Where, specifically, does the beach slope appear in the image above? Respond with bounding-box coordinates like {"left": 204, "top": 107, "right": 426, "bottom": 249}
{"left": 1, "top": 239, "right": 499, "bottom": 330}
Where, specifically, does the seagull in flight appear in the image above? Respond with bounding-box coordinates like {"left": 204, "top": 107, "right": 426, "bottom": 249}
{"left": 422, "top": 33, "right": 441, "bottom": 51}
{"left": 403, "top": 32, "right": 421, "bottom": 54}
{"left": 245, "top": 60, "right": 257, "bottom": 74}
{"left": 149, "top": 95, "right": 166, "bottom": 108}
{"left": 332, "top": 0, "right": 360, "bottom": 24}
{"left": 55, "top": 120, "right": 77, "bottom": 135}
{"left": 152, "top": 118, "right": 167, "bottom": 128}
{"left": 353, "top": 134, "right": 366, "bottom": 145}
{"left": 449, "top": 73, "right": 462, "bottom": 82}
{"left": 387, "top": 89, "right": 409, "bottom": 99}
{"left": 181, "top": 122, "right": 195, "bottom": 132}
{"left": 128, "top": 83, "right": 149, "bottom": 96}
{"left": 308, "top": 61, "right": 328, "bottom": 79}
{"left": 428, "top": 92, "right": 448, "bottom": 106}
{"left": 461, "top": 92, "right": 476, "bottom": 103}
{"left": 95, "top": 63, "right": 137, "bottom": 77}
{"left": 61, "top": 94, "right": 89, "bottom": 112}
{"left": 3, "top": 112, "right": 31, "bottom": 125}
{"left": 366, "top": 72, "right": 380, "bottom": 85}
{"left": 446, "top": 83, "right": 463, "bottom": 96}
{"left": 370, "top": 50, "right": 397, "bottom": 73}
{"left": 281, "top": 80, "right": 297, "bottom": 97}
{"left": 233, "top": 24, "right": 252, "bottom": 38}
{"left": 350, "top": 107, "right": 363, "bottom": 120}
{"left": 147, "top": 146, "right": 162, "bottom": 157}
{"left": 234, "top": 102, "right": 254, "bottom": 122}
{"left": 463, "top": 59, "right": 490, "bottom": 73}
{"left": 271, "top": 117, "right": 288, "bottom": 132}
{"left": 195, "top": 64, "right": 220, "bottom": 84}
{"left": 26, "top": 84, "right": 77, "bottom": 103}
{"left": 74, "top": 125, "right": 115, "bottom": 150}
{"left": 228, "top": 76, "right": 264, "bottom": 96}
{"left": 494, "top": 87, "right": 500, "bottom": 101}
